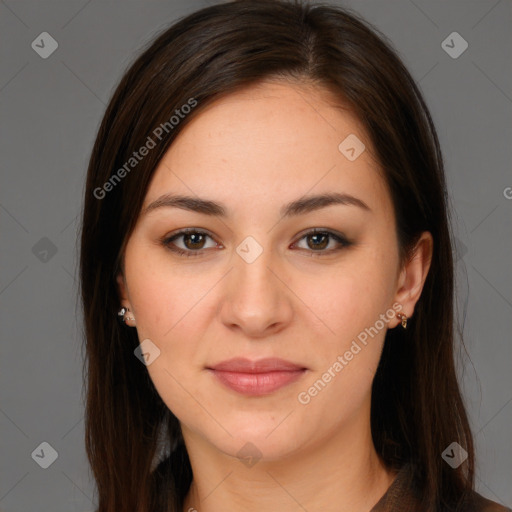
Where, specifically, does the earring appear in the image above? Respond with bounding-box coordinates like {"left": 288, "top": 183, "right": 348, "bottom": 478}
{"left": 396, "top": 312, "right": 407, "bottom": 329}
{"left": 117, "top": 306, "right": 135, "bottom": 324}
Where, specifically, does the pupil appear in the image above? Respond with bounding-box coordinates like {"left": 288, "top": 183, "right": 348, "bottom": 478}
{"left": 309, "top": 233, "right": 328, "bottom": 250}
{"left": 185, "top": 233, "right": 204, "bottom": 249}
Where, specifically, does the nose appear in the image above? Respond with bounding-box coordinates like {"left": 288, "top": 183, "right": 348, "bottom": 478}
{"left": 219, "top": 244, "right": 294, "bottom": 339}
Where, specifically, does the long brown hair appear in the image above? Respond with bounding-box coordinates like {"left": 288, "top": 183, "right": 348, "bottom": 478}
{"left": 79, "top": 1, "right": 474, "bottom": 510}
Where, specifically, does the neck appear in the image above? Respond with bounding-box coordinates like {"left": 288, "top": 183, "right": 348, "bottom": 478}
{"left": 181, "top": 417, "right": 397, "bottom": 512}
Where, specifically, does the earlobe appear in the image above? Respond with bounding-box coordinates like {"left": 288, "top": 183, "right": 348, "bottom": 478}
{"left": 391, "top": 232, "right": 433, "bottom": 329}
{"left": 117, "top": 306, "right": 136, "bottom": 325}
{"left": 116, "top": 273, "right": 136, "bottom": 327}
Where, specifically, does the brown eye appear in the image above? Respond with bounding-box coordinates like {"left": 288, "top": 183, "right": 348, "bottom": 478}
{"left": 293, "top": 229, "right": 351, "bottom": 255}
{"left": 182, "top": 232, "right": 207, "bottom": 250}
{"left": 306, "top": 232, "right": 329, "bottom": 250}
{"left": 162, "top": 229, "right": 219, "bottom": 257}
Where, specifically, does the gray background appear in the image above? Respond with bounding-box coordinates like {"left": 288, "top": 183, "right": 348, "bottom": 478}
{"left": 0, "top": 0, "right": 511, "bottom": 510}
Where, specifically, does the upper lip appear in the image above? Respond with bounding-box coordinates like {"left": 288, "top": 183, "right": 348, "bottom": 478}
{"left": 207, "top": 357, "right": 306, "bottom": 373}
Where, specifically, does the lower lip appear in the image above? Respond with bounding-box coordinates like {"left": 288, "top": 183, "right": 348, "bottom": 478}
{"left": 208, "top": 369, "right": 306, "bottom": 396}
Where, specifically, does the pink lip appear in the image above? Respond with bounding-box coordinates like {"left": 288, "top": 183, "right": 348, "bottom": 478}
{"left": 206, "top": 358, "right": 307, "bottom": 396}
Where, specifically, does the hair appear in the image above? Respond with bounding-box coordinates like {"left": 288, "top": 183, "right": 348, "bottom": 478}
{"left": 79, "top": 1, "right": 475, "bottom": 511}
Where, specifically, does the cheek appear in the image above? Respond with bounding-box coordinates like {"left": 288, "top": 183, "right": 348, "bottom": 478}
{"left": 129, "top": 268, "right": 209, "bottom": 421}
{"left": 294, "top": 269, "right": 392, "bottom": 424}
{"left": 304, "top": 258, "right": 394, "bottom": 344}
{"left": 124, "top": 243, "right": 214, "bottom": 338}
{"left": 124, "top": 251, "right": 221, "bottom": 410}
{"left": 144, "top": 358, "right": 207, "bottom": 438}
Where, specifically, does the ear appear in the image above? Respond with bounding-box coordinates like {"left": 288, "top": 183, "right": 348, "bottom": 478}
{"left": 116, "top": 272, "right": 136, "bottom": 326}
{"left": 116, "top": 272, "right": 130, "bottom": 305}
{"left": 116, "top": 271, "right": 135, "bottom": 327}
{"left": 391, "top": 231, "right": 433, "bottom": 328}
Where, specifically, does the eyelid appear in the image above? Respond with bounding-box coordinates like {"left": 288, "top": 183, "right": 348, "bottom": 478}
{"left": 292, "top": 226, "right": 349, "bottom": 242}
{"left": 164, "top": 227, "right": 218, "bottom": 241}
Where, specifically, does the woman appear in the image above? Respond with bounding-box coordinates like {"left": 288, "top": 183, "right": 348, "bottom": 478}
{"left": 79, "top": 1, "right": 511, "bottom": 511}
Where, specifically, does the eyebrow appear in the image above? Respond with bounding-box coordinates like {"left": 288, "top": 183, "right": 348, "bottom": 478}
{"left": 141, "top": 192, "right": 371, "bottom": 218}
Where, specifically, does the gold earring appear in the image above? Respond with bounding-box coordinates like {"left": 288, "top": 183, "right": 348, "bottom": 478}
{"left": 396, "top": 312, "right": 407, "bottom": 329}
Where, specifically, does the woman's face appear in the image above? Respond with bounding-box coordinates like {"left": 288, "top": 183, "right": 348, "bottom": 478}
{"left": 117, "top": 81, "right": 422, "bottom": 461}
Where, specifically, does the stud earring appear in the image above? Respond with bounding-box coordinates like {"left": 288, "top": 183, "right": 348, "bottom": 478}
{"left": 396, "top": 312, "right": 407, "bottom": 329}
{"left": 117, "top": 306, "right": 135, "bottom": 323}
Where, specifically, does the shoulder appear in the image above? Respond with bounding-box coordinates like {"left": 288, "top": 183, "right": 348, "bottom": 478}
{"left": 370, "top": 461, "right": 511, "bottom": 512}
{"left": 464, "top": 491, "right": 512, "bottom": 512}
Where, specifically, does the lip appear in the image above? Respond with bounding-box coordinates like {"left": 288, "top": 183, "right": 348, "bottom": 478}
{"left": 206, "top": 357, "right": 307, "bottom": 396}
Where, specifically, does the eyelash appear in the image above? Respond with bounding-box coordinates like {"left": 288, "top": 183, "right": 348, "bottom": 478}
{"left": 160, "top": 228, "right": 352, "bottom": 258}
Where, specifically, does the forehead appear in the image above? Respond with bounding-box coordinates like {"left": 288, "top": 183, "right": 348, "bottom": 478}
{"left": 143, "top": 80, "right": 391, "bottom": 219}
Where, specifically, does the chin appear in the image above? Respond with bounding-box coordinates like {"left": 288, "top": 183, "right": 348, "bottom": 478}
{"left": 217, "top": 433, "right": 301, "bottom": 464}
{"left": 201, "top": 414, "right": 305, "bottom": 463}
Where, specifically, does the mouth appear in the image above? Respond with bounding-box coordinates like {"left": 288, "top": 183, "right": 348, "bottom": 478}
{"left": 206, "top": 357, "right": 308, "bottom": 396}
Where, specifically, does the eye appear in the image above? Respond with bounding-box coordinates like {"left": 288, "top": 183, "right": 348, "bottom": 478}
{"left": 292, "top": 229, "right": 351, "bottom": 255}
{"left": 161, "top": 228, "right": 351, "bottom": 258}
{"left": 161, "top": 229, "right": 221, "bottom": 257}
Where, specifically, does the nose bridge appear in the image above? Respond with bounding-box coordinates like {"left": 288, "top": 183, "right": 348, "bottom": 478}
{"left": 232, "top": 235, "right": 278, "bottom": 302}
{"left": 220, "top": 234, "right": 292, "bottom": 335}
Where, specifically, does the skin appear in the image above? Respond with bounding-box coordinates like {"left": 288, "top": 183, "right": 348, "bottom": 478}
{"left": 117, "top": 80, "right": 433, "bottom": 512}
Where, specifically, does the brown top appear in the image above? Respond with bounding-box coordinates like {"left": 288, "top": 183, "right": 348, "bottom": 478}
{"left": 370, "top": 463, "right": 511, "bottom": 512}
